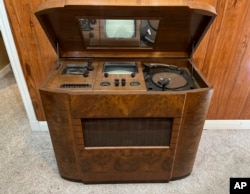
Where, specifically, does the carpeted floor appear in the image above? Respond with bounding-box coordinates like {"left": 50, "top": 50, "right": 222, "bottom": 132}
{"left": 1, "top": 71, "right": 250, "bottom": 194}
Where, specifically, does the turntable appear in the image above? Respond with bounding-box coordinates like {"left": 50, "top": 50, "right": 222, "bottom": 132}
{"left": 36, "top": 0, "right": 216, "bottom": 183}
{"left": 143, "top": 63, "right": 197, "bottom": 91}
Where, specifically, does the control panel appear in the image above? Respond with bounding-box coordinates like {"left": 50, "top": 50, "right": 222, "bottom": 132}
{"left": 46, "top": 60, "right": 147, "bottom": 91}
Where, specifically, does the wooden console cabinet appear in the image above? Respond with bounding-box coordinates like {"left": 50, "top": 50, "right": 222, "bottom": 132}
{"left": 36, "top": 0, "right": 216, "bottom": 183}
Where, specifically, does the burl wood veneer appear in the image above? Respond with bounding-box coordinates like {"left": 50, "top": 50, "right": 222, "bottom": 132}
{"left": 36, "top": 0, "right": 216, "bottom": 183}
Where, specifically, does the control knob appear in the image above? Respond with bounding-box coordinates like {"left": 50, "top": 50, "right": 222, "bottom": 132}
{"left": 82, "top": 68, "right": 89, "bottom": 77}
{"left": 121, "top": 78, "right": 126, "bottom": 86}
{"left": 114, "top": 79, "right": 120, "bottom": 87}
{"left": 87, "top": 60, "right": 94, "bottom": 71}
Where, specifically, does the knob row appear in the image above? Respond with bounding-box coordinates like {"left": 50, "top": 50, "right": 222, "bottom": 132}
{"left": 114, "top": 79, "right": 126, "bottom": 86}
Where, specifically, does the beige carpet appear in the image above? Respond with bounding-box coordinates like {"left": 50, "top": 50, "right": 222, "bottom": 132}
{"left": 1, "top": 71, "right": 250, "bottom": 194}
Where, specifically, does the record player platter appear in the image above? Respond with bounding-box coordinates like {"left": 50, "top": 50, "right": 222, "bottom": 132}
{"left": 152, "top": 72, "right": 187, "bottom": 89}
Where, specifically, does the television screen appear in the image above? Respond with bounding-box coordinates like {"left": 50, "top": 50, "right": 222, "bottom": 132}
{"left": 103, "top": 62, "right": 138, "bottom": 74}
{"left": 105, "top": 20, "right": 135, "bottom": 39}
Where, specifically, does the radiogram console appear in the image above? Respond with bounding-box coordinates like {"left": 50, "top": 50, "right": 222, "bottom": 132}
{"left": 36, "top": 0, "right": 216, "bottom": 183}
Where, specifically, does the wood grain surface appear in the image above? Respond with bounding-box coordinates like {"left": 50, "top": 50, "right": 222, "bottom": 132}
{"left": 4, "top": 0, "right": 250, "bottom": 120}
{"left": 194, "top": 0, "right": 250, "bottom": 119}
{"left": 33, "top": 0, "right": 215, "bottom": 183}
{"left": 40, "top": 87, "right": 212, "bottom": 182}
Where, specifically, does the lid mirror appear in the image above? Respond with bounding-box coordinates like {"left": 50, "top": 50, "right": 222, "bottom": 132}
{"left": 79, "top": 18, "right": 159, "bottom": 48}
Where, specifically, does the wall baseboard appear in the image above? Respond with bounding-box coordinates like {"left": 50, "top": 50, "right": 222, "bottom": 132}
{"left": 0, "top": 63, "right": 11, "bottom": 78}
{"left": 30, "top": 121, "right": 49, "bottom": 131}
{"left": 204, "top": 120, "right": 250, "bottom": 130}
{"left": 32, "top": 120, "right": 250, "bottom": 131}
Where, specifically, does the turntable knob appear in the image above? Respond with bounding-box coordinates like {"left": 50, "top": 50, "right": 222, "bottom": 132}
{"left": 158, "top": 78, "right": 170, "bottom": 90}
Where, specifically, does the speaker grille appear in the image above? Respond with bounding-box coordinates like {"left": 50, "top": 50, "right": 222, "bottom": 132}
{"left": 60, "top": 83, "right": 92, "bottom": 88}
{"left": 82, "top": 118, "right": 172, "bottom": 147}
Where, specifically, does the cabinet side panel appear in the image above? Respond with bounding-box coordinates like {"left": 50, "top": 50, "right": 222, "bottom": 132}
{"left": 39, "top": 90, "right": 80, "bottom": 180}
{"left": 172, "top": 89, "right": 213, "bottom": 179}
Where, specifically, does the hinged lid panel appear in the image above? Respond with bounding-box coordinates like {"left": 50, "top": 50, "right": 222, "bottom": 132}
{"left": 35, "top": 0, "right": 216, "bottom": 58}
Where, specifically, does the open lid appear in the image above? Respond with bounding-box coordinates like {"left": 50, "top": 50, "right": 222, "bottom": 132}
{"left": 35, "top": 0, "right": 216, "bottom": 59}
